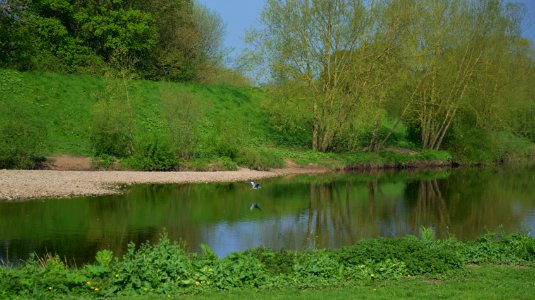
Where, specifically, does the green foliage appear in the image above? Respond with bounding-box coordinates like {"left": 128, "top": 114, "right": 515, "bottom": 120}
{"left": 461, "top": 231, "right": 535, "bottom": 264}
{"left": 0, "top": 232, "right": 534, "bottom": 298}
{"left": 91, "top": 154, "right": 116, "bottom": 170}
{"left": 181, "top": 156, "right": 237, "bottom": 171}
{"left": 210, "top": 253, "right": 268, "bottom": 289}
{"left": 95, "top": 250, "right": 113, "bottom": 267}
{"left": 244, "top": 248, "right": 296, "bottom": 276}
{"left": 1, "top": 68, "right": 529, "bottom": 170}
{"left": 0, "top": 254, "right": 89, "bottom": 299}
{"left": 161, "top": 87, "right": 200, "bottom": 159}
{"left": 494, "top": 131, "right": 533, "bottom": 162}
{"left": 0, "top": 72, "right": 47, "bottom": 168}
{"left": 171, "top": 265, "right": 535, "bottom": 299}
{"left": 78, "top": 8, "right": 157, "bottom": 59}
{"left": 122, "top": 137, "right": 179, "bottom": 171}
{"left": 90, "top": 78, "right": 134, "bottom": 157}
{"left": 0, "top": 108, "right": 47, "bottom": 169}
{"left": 0, "top": 0, "right": 228, "bottom": 81}
{"left": 237, "top": 148, "right": 285, "bottom": 171}
{"left": 419, "top": 226, "right": 436, "bottom": 242}
{"left": 292, "top": 250, "right": 341, "bottom": 286}
{"left": 446, "top": 125, "right": 533, "bottom": 163}
{"left": 343, "top": 258, "right": 408, "bottom": 282}
{"left": 335, "top": 237, "right": 464, "bottom": 276}
{"left": 112, "top": 233, "right": 195, "bottom": 294}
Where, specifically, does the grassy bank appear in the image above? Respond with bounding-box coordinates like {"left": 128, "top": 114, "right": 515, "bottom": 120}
{"left": 191, "top": 266, "right": 535, "bottom": 300}
{"left": 1, "top": 69, "right": 532, "bottom": 171}
{"left": 1, "top": 230, "right": 534, "bottom": 299}
{"left": 0, "top": 69, "right": 279, "bottom": 170}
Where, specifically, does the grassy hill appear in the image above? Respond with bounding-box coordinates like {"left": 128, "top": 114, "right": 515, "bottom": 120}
{"left": 0, "top": 69, "right": 284, "bottom": 169}
{"left": 1, "top": 69, "right": 271, "bottom": 152}
{"left": 0, "top": 69, "right": 457, "bottom": 170}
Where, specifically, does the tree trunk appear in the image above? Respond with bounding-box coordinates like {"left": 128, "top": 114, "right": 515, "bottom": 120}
{"left": 368, "top": 117, "right": 381, "bottom": 152}
{"left": 312, "top": 97, "right": 319, "bottom": 151}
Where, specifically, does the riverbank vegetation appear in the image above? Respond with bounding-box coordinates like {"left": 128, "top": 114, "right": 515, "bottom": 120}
{"left": 0, "top": 68, "right": 457, "bottom": 171}
{"left": 0, "top": 230, "right": 534, "bottom": 299}
{"left": 1, "top": 0, "right": 534, "bottom": 171}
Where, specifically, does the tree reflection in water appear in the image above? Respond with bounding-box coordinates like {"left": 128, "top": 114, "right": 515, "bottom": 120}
{"left": 1, "top": 167, "right": 534, "bottom": 263}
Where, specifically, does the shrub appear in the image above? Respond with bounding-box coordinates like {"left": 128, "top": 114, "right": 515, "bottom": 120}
{"left": 95, "top": 250, "right": 114, "bottom": 267}
{"left": 112, "top": 233, "right": 195, "bottom": 294}
{"left": 292, "top": 250, "right": 341, "bottom": 286}
{"left": 211, "top": 156, "right": 238, "bottom": 171}
{"left": 244, "top": 248, "right": 296, "bottom": 275}
{"left": 91, "top": 154, "right": 116, "bottom": 170}
{"left": 0, "top": 103, "right": 47, "bottom": 169}
{"left": 90, "top": 77, "right": 134, "bottom": 157}
{"left": 336, "top": 237, "right": 463, "bottom": 275}
{"left": 123, "top": 137, "right": 179, "bottom": 171}
{"left": 210, "top": 252, "right": 268, "bottom": 289}
{"left": 343, "top": 258, "right": 408, "bottom": 281}
{"left": 420, "top": 226, "right": 436, "bottom": 242}
{"left": 161, "top": 88, "right": 201, "bottom": 159}
{"left": 461, "top": 232, "right": 535, "bottom": 264}
{"left": 237, "top": 148, "right": 285, "bottom": 170}
{"left": 417, "top": 150, "right": 452, "bottom": 161}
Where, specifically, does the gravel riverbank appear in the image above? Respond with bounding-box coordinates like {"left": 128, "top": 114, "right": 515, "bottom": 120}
{"left": 0, "top": 167, "right": 327, "bottom": 201}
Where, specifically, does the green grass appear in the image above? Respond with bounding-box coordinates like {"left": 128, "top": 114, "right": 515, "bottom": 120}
{"left": 0, "top": 69, "right": 271, "bottom": 156}
{"left": 184, "top": 266, "right": 535, "bottom": 300}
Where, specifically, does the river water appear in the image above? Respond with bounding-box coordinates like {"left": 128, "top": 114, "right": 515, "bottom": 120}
{"left": 1, "top": 165, "right": 534, "bottom": 264}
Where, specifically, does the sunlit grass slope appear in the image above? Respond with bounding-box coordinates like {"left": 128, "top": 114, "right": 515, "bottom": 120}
{"left": 1, "top": 69, "right": 273, "bottom": 157}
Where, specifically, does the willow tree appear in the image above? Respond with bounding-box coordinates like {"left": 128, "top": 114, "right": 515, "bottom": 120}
{"left": 399, "top": 0, "right": 524, "bottom": 150}
{"left": 248, "top": 0, "right": 403, "bottom": 151}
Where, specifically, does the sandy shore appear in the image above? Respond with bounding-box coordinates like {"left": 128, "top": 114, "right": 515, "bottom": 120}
{"left": 0, "top": 167, "right": 328, "bottom": 201}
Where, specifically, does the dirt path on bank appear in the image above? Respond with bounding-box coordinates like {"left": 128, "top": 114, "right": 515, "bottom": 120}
{"left": 0, "top": 166, "right": 329, "bottom": 201}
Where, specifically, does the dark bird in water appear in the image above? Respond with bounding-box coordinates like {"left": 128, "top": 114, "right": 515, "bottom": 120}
{"left": 248, "top": 181, "right": 261, "bottom": 189}
{"left": 250, "top": 203, "right": 261, "bottom": 210}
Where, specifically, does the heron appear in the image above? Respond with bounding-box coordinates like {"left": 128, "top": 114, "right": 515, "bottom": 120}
{"left": 248, "top": 181, "right": 261, "bottom": 189}
{"left": 250, "top": 202, "right": 261, "bottom": 210}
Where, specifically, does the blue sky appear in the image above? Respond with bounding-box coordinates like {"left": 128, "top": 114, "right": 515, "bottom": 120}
{"left": 196, "top": 0, "right": 263, "bottom": 62}
{"left": 197, "top": 0, "right": 535, "bottom": 63}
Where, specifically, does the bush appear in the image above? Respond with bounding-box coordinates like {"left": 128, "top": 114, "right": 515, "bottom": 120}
{"left": 343, "top": 258, "right": 408, "bottom": 281}
{"left": 210, "top": 253, "right": 268, "bottom": 289}
{"left": 335, "top": 237, "right": 463, "bottom": 275}
{"left": 0, "top": 103, "right": 47, "bottom": 169}
{"left": 91, "top": 154, "right": 116, "bottom": 170}
{"left": 292, "top": 250, "right": 341, "bottom": 286}
{"left": 112, "top": 234, "right": 195, "bottom": 294}
{"left": 461, "top": 232, "right": 535, "bottom": 264}
{"left": 161, "top": 88, "right": 200, "bottom": 159}
{"left": 0, "top": 254, "right": 89, "bottom": 299}
{"left": 122, "top": 137, "right": 179, "bottom": 171}
{"left": 90, "top": 78, "right": 134, "bottom": 157}
{"left": 244, "top": 248, "right": 296, "bottom": 275}
{"left": 237, "top": 148, "right": 285, "bottom": 170}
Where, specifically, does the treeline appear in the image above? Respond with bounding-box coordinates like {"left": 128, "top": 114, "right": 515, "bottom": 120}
{"left": 0, "top": 0, "right": 247, "bottom": 84}
{"left": 248, "top": 0, "right": 535, "bottom": 160}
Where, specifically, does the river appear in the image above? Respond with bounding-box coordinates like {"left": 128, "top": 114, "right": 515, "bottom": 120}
{"left": 1, "top": 165, "right": 534, "bottom": 264}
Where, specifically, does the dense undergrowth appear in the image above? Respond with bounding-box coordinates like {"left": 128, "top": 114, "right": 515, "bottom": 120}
{"left": 1, "top": 230, "right": 534, "bottom": 299}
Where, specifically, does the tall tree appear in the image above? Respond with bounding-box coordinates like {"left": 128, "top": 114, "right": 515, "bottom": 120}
{"left": 129, "top": 0, "right": 224, "bottom": 81}
{"left": 399, "top": 0, "right": 525, "bottom": 150}
{"left": 249, "top": 0, "right": 403, "bottom": 151}
{"left": 0, "top": 0, "right": 225, "bottom": 82}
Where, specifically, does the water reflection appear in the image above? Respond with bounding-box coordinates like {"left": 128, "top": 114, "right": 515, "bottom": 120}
{"left": 0, "top": 166, "right": 534, "bottom": 263}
